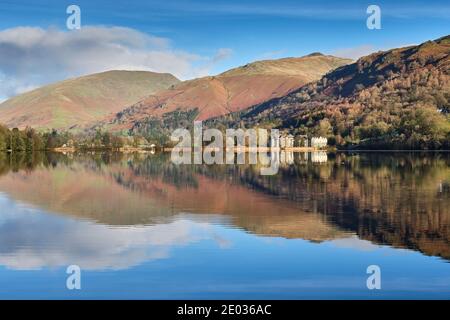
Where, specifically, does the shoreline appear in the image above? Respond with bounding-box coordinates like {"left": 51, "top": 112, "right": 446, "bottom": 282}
{"left": 4, "top": 148, "right": 449, "bottom": 154}
{"left": 163, "top": 147, "right": 319, "bottom": 152}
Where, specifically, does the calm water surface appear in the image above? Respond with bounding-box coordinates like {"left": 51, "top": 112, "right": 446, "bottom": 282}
{"left": 0, "top": 152, "right": 449, "bottom": 299}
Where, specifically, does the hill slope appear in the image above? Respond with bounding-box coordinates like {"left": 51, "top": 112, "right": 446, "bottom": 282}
{"left": 105, "top": 54, "right": 351, "bottom": 133}
{"left": 215, "top": 35, "right": 450, "bottom": 149}
{"left": 0, "top": 70, "right": 180, "bottom": 131}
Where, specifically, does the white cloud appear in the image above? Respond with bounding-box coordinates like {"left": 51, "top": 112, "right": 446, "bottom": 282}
{"left": 0, "top": 26, "right": 232, "bottom": 100}
{"left": 257, "top": 50, "right": 286, "bottom": 60}
{"left": 0, "top": 194, "right": 222, "bottom": 270}
{"left": 212, "top": 48, "right": 234, "bottom": 62}
{"left": 330, "top": 45, "right": 378, "bottom": 60}
{"left": 331, "top": 42, "right": 417, "bottom": 61}
{"left": 192, "top": 47, "right": 234, "bottom": 75}
{"left": 329, "top": 236, "right": 380, "bottom": 252}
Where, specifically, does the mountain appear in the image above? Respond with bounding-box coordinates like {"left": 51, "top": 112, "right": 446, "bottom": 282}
{"left": 104, "top": 54, "right": 351, "bottom": 134}
{"left": 216, "top": 35, "right": 450, "bottom": 149}
{"left": 0, "top": 70, "right": 180, "bottom": 131}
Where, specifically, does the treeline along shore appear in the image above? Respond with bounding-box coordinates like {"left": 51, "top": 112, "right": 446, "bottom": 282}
{"left": 0, "top": 124, "right": 131, "bottom": 152}
{"left": 1, "top": 122, "right": 449, "bottom": 153}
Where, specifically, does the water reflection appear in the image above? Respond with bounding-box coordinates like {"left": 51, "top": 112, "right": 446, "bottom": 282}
{"left": 0, "top": 194, "right": 216, "bottom": 270}
{"left": 0, "top": 151, "right": 449, "bottom": 297}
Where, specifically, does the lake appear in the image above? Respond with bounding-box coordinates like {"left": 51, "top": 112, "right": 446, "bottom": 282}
{"left": 0, "top": 151, "right": 449, "bottom": 299}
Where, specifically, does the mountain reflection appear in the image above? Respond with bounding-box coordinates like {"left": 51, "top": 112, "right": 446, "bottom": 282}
{"left": 0, "top": 151, "right": 448, "bottom": 264}
{"left": 0, "top": 195, "right": 214, "bottom": 270}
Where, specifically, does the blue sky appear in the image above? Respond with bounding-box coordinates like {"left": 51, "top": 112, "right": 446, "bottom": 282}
{"left": 0, "top": 0, "right": 448, "bottom": 99}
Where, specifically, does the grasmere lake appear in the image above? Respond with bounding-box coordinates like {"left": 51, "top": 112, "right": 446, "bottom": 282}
{"left": 0, "top": 151, "right": 449, "bottom": 299}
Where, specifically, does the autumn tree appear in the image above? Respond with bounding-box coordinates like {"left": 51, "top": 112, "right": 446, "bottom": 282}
{"left": 10, "top": 128, "right": 25, "bottom": 152}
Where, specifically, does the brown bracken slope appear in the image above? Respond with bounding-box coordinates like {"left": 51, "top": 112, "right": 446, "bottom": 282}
{"left": 0, "top": 70, "right": 180, "bottom": 131}
{"left": 226, "top": 35, "right": 450, "bottom": 149}
{"left": 107, "top": 54, "right": 351, "bottom": 131}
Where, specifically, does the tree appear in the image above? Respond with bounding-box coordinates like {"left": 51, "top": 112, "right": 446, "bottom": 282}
{"left": 24, "top": 127, "right": 35, "bottom": 152}
{"left": 102, "top": 132, "right": 111, "bottom": 148}
{"left": 24, "top": 127, "right": 44, "bottom": 151}
{"left": 399, "top": 104, "right": 450, "bottom": 148}
{"left": 11, "top": 128, "right": 25, "bottom": 152}
{"left": 32, "top": 133, "right": 44, "bottom": 151}
{"left": 317, "top": 119, "right": 332, "bottom": 137}
{"left": 45, "top": 129, "right": 60, "bottom": 149}
{"left": 0, "top": 125, "right": 9, "bottom": 151}
{"left": 111, "top": 135, "right": 124, "bottom": 149}
{"left": 132, "top": 135, "right": 141, "bottom": 148}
